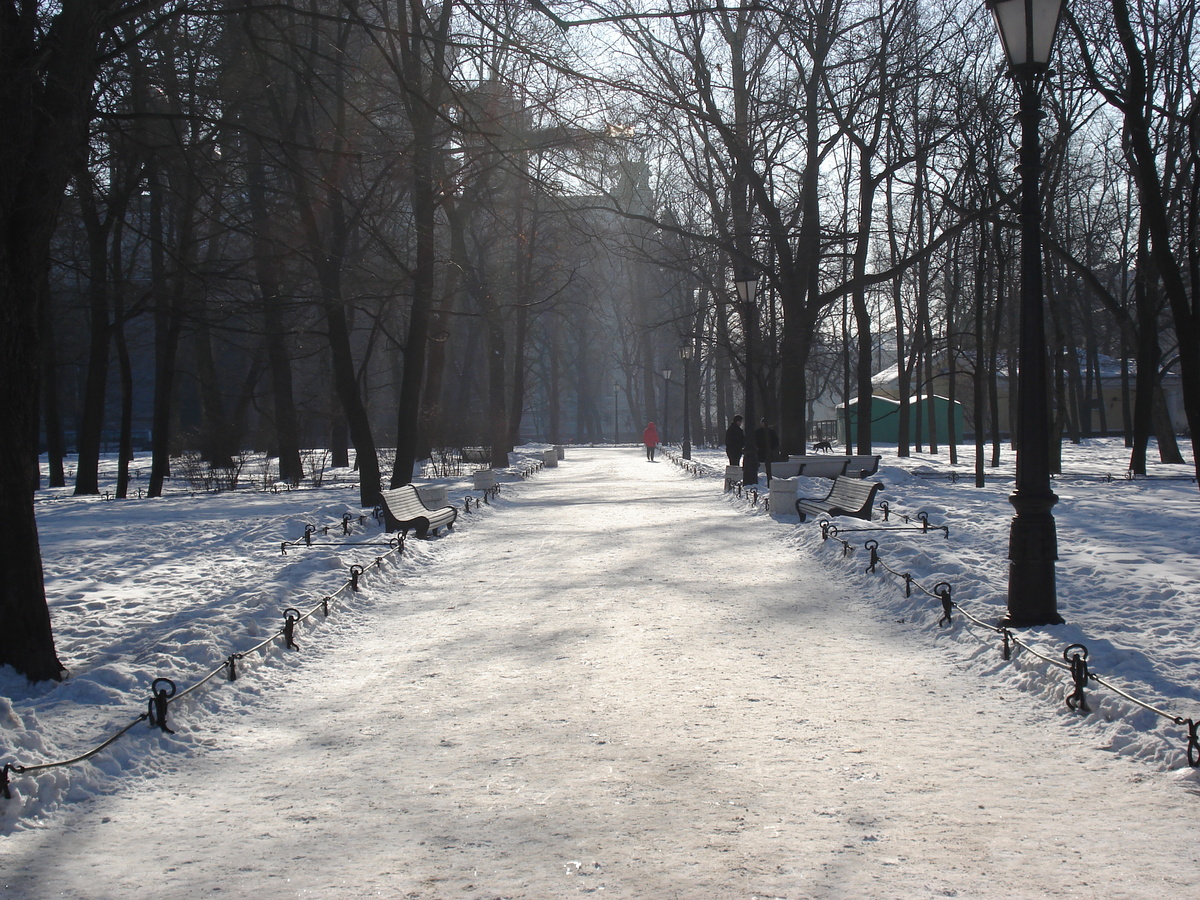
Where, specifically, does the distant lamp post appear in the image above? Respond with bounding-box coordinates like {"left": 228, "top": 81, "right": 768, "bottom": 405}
{"left": 661, "top": 367, "right": 673, "bottom": 445}
{"left": 988, "top": 0, "right": 1066, "bottom": 627}
{"left": 734, "top": 268, "right": 759, "bottom": 486}
{"left": 679, "top": 343, "right": 694, "bottom": 459}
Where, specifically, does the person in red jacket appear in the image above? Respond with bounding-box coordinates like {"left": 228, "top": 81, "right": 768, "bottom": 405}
{"left": 642, "top": 421, "right": 659, "bottom": 461}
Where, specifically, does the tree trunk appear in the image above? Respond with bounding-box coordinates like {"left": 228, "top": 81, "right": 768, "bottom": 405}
{"left": 508, "top": 302, "right": 529, "bottom": 451}
{"left": 193, "top": 313, "right": 236, "bottom": 468}
{"left": 884, "top": 161, "right": 911, "bottom": 457}
{"left": 330, "top": 406, "right": 350, "bottom": 469}
{"left": 325, "top": 298, "right": 380, "bottom": 505}
{"left": 0, "top": 247, "right": 65, "bottom": 679}
{"left": 1129, "top": 229, "right": 1156, "bottom": 475}
{"left": 0, "top": 0, "right": 106, "bottom": 679}
{"left": 246, "top": 140, "right": 303, "bottom": 485}
{"left": 1051, "top": 340, "right": 1065, "bottom": 475}
{"left": 990, "top": 221, "right": 1007, "bottom": 467}
{"left": 40, "top": 289, "right": 67, "bottom": 489}
{"left": 419, "top": 310, "right": 449, "bottom": 458}
{"left": 714, "top": 297, "right": 734, "bottom": 437}
{"left": 974, "top": 226, "right": 988, "bottom": 487}
{"left": 73, "top": 185, "right": 112, "bottom": 496}
{"left": 852, "top": 151, "right": 878, "bottom": 456}
{"left": 146, "top": 159, "right": 186, "bottom": 499}
{"left": 486, "top": 300, "right": 510, "bottom": 468}
{"left": 114, "top": 299, "right": 135, "bottom": 500}
{"left": 547, "top": 312, "right": 562, "bottom": 444}
{"left": 1152, "top": 382, "right": 1184, "bottom": 463}
{"left": 391, "top": 159, "right": 436, "bottom": 485}
{"left": 390, "top": 3, "right": 452, "bottom": 488}
{"left": 945, "top": 253, "right": 959, "bottom": 466}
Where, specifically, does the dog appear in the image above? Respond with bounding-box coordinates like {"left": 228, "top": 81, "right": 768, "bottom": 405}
{"left": 812, "top": 440, "right": 833, "bottom": 453}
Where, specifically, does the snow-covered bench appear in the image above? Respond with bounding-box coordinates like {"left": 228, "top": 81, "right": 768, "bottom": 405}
{"left": 795, "top": 476, "right": 882, "bottom": 523}
{"left": 842, "top": 454, "right": 882, "bottom": 478}
{"left": 771, "top": 454, "right": 882, "bottom": 479}
{"left": 378, "top": 484, "right": 458, "bottom": 537}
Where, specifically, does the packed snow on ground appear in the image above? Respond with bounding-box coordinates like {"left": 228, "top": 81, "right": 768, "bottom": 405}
{"left": 1, "top": 438, "right": 1198, "bottom": 897}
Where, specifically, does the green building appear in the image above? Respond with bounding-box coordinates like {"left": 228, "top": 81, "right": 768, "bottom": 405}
{"left": 840, "top": 395, "right": 965, "bottom": 444}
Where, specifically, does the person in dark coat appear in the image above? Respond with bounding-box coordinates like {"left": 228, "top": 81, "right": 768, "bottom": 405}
{"left": 755, "top": 417, "right": 780, "bottom": 462}
{"left": 724, "top": 415, "right": 745, "bottom": 465}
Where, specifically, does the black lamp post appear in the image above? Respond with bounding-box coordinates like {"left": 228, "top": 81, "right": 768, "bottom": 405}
{"left": 679, "top": 343, "right": 694, "bottom": 459}
{"left": 734, "top": 269, "right": 759, "bottom": 486}
{"left": 661, "top": 367, "right": 673, "bottom": 445}
{"left": 988, "top": 0, "right": 1066, "bottom": 627}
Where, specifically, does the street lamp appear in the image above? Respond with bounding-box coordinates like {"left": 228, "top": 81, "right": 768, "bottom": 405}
{"left": 661, "top": 367, "right": 673, "bottom": 445}
{"left": 679, "top": 343, "right": 694, "bottom": 459}
{"left": 734, "top": 268, "right": 759, "bottom": 486}
{"left": 988, "top": 0, "right": 1066, "bottom": 627}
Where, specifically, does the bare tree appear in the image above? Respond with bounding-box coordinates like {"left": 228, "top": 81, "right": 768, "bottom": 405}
{"left": 1070, "top": 0, "right": 1200, "bottom": 481}
{"left": 1, "top": 0, "right": 178, "bottom": 679}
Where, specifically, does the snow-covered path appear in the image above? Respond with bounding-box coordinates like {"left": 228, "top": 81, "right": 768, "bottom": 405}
{"left": 5, "top": 448, "right": 1199, "bottom": 899}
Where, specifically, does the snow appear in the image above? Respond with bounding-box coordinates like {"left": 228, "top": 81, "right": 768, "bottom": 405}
{"left": 3, "top": 440, "right": 1199, "bottom": 898}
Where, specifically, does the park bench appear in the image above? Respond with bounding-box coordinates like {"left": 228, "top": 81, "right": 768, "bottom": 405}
{"left": 460, "top": 447, "right": 491, "bottom": 465}
{"left": 772, "top": 454, "right": 883, "bottom": 479}
{"left": 769, "top": 457, "right": 850, "bottom": 479}
{"left": 778, "top": 454, "right": 882, "bottom": 479}
{"left": 378, "top": 484, "right": 458, "bottom": 537}
{"left": 795, "top": 475, "right": 883, "bottom": 523}
{"left": 763, "top": 460, "right": 802, "bottom": 478}
{"left": 843, "top": 454, "right": 882, "bottom": 477}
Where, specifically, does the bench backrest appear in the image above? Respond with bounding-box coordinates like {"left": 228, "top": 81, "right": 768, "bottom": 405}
{"left": 378, "top": 483, "right": 458, "bottom": 535}
{"left": 767, "top": 460, "right": 803, "bottom": 478}
{"left": 795, "top": 457, "right": 849, "bottom": 479}
{"left": 379, "top": 485, "right": 429, "bottom": 518}
{"left": 844, "top": 454, "right": 882, "bottom": 477}
{"left": 824, "top": 476, "right": 882, "bottom": 515}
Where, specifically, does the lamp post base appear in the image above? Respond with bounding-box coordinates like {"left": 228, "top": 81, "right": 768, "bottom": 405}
{"left": 1001, "top": 491, "right": 1064, "bottom": 627}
